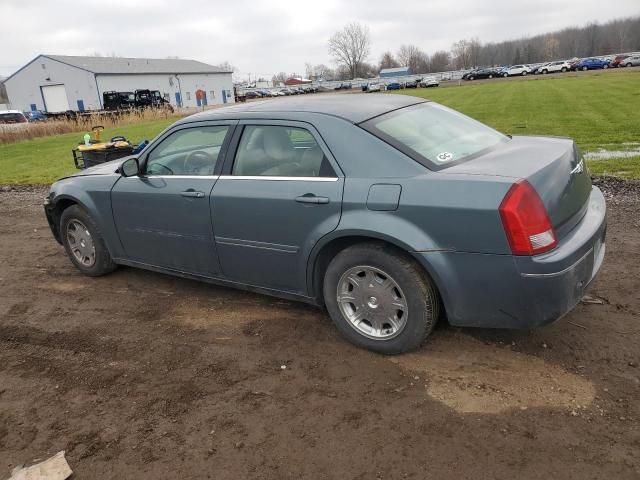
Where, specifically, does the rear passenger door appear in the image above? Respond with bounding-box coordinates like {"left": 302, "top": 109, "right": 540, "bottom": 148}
{"left": 210, "top": 120, "right": 344, "bottom": 294}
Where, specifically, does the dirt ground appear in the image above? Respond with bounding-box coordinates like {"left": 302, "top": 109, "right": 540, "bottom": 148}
{"left": 0, "top": 179, "right": 638, "bottom": 479}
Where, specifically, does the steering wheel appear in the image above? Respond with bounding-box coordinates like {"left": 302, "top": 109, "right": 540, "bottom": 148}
{"left": 148, "top": 163, "right": 173, "bottom": 175}
{"left": 183, "top": 150, "right": 213, "bottom": 175}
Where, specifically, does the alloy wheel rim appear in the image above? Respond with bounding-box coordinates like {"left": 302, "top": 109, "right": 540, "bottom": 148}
{"left": 336, "top": 266, "right": 408, "bottom": 340}
{"left": 66, "top": 219, "right": 96, "bottom": 267}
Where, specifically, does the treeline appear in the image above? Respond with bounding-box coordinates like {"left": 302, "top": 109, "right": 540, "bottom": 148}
{"left": 452, "top": 16, "right": 640, "bottom": 69}
{"left": 293, "top": 15, "right": 640, "bottom": 82}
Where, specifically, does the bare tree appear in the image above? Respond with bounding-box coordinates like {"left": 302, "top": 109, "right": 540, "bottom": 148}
{"left": 217, "top": 61, "right": 236, "bottom": 73}
{"left": 451, "top": 40, "right": 471, "bottom": 69}
{"left": 379, "top": 51, "right": 399, "bottom": 70}
{"left": 397, "top": 44, "right": 429, "bottom": 73}
{"left": 469, "top": 38, "right": 482, "bottom": 66}
{"left": 328, "top": 22, "right": 371, "bottom": 79}
{"left": 271, "top": 72, "right": 288, "bottom": 87}
{"left": 429, "top": 51, "right": 450, "bottom": 72}
{"left": 305, "top": 63, "right": 333, "bottom": 80}
{"left": 543, "top": 36, "right": 560, "bottom": 60}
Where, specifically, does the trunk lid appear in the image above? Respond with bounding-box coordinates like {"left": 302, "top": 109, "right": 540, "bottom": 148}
{"left": 444, "top": 136, "right": 592, "bottom": 236}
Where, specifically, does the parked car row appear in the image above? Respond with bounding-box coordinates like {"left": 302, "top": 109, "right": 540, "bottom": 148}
{"left": 463, "top": 52, "right": 640, "bottom": 80}
{"left": 364, "top": 76, "right": 439, "bottom": 92}
{"left": 244, "top": 86, "right": 320, "bottom": 99}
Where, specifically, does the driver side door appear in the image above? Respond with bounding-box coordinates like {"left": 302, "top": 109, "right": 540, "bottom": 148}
{"left": 111, "top": 121, "right": 236, "bottom": 276}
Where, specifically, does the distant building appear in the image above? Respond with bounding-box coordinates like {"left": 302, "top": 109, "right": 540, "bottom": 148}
{"left": 284, "top": 77, "right": 312, "bottom": 86}
{"left": 379, "top": 66, "right": 413, "bottom": 78}
{"left": 4, "top": 55, "right": 235, "bottom": 112}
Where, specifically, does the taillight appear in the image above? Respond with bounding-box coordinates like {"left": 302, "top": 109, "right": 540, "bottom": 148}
{"left": 499, "top": 180, "right": 557, "bottom": 255}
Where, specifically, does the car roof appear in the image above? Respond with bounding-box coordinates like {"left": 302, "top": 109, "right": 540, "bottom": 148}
{"left": 184, "top": 93, "right": 427, "bottom": 124}
{"left": 0, "top": 110, "right": 25, "bottom": 114}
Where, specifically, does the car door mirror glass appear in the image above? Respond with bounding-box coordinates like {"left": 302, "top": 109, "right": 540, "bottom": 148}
{"left": 121, "top": 158, "right": 139, "bottom": 177}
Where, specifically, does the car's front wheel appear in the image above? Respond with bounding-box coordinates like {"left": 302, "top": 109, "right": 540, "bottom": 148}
{"left": 323, "top": 243, "right": 439, "bottom": 354}
{"left": 60, "top": 205, "right": 117, "bottom": 277}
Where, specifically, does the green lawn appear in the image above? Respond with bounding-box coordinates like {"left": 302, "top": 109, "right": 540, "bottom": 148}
{"left": 398, "top": 69, "right": 640, "bottom": 178}
{"left": 0, "top": 118, "right": 176, "bottom": 184}
{"left": 1, "top": 70, "right": 639, "bottom": 184}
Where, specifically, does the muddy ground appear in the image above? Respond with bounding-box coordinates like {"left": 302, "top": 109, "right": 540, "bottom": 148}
{"left": 0, "top": 181, "right": 638, "bottom": 479}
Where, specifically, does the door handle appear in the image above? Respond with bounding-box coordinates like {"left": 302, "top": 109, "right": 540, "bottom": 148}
{"left": 295, "top": 194, "right": 329, "bottom": 204}
{"left": 181, "top": 190, "right": 205, "bottom": 198}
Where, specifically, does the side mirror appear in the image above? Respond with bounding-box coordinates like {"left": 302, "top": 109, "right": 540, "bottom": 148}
{"left": 121, "top": 157, "right": 140, "bottom": 177}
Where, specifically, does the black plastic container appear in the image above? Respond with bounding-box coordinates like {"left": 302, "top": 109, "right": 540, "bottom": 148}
{"left": 73, "top": 146, "right": 134, "bottom": 169}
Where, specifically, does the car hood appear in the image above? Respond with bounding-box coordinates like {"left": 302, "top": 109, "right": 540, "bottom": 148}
{"left": 60, "top": 157, "right": 129, "bottom": 180}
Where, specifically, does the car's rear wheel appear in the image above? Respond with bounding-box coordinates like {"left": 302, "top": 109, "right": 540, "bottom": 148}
{"left": 561, "top": 67, "right": 567, "bottom": 72}
{"left": 323, "top": 243, "right": 439, "bottom": 354}
{"left": 626, "top": 63, "right": 632, "bottom": 68}
{"left": 582, "top": 66, "right": 588, "bottom": 71}
{"left": 542, "top": 70, "right": 548, "bottom": 74}
{"left": 488, "top": 74, "right": 494, "bottom": 79}
{"left": 522, "top": 71, "right": 527, "bottom": 76}
{"left": 60, "top": 205, "right": 117, "bottom": 277}
{"left": 603, "top": 64, "right": 608, "bottom": 69}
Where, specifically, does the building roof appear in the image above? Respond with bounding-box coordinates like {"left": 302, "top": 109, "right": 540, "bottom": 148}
{"left": 181, "top": 93, "right": 427, "bottom": 124}
{"left": 5, "top": 55, "right": 231, "bottom": 81}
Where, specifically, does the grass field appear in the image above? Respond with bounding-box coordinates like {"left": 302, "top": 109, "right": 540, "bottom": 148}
{"left": 398, "top": 69, "right": 640, "bottom": 178}
{"left": 0, "top": 69, "right": 639, "bottom": 184}
{"left": 0, "top": 118, "right": 176, "bottom": 184}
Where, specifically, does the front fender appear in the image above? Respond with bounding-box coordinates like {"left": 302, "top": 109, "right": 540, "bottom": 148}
{"left": 48, "top": 175, "right": 124, "bottom": 258}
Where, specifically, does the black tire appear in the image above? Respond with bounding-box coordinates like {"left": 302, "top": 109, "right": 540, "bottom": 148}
{"left": 323, "top": 243, "right": 439, "bottom": 354}
{"left": 626, "top": 63, "right": 632, "bottom": 68}
{"left": 503, "top": 73, "right": 508, "bottom": 77}
{"left": 522, "top": 71, "right": 528, "bottom": 76}
{"left": 561, "top": 67, "right": 567, "bottom": 72}
{"left": 582, "top": 66, "right": 588, "bottom": 71}
{"left": 542, "top": 70, "right": 548, "bottom": 74}
{"left": 603, "top": 64, "right": 608, "bottom": 69}
{"left": 488, "top": 74, "right": 494, "bottom": 79}
{"left": 60, "top": 205, "right": 117, "bottom": 277}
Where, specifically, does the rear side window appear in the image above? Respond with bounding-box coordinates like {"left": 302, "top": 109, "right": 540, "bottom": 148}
{"left": 233, "top": 125, "right": 335, "bottom": 177}
{"left": 360, "top": 103, "right": 507, "bottom": 169}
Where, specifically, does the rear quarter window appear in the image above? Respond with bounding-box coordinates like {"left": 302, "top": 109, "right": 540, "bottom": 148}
{"left": 360, "top": 102, "right": 508, "bottom": 170}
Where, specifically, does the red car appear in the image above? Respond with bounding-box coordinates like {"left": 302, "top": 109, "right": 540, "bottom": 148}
{"left": 610, "top": 55, "right": 631, "bottom": 68}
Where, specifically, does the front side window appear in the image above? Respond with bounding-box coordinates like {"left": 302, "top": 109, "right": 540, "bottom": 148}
{"left": 145, "top": 126, "right": 229, "bottom": 176}
{"left": 361, "top": 102, "right": 507, "bottom": 169}
{"left": 232, "top": 125, "right": 334, "bottom": 177}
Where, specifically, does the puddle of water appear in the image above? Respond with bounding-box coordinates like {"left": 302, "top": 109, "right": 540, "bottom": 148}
{"left": 390, "top": 335, "right": 595, "bottom": 414}
{"left": 584, "top": 147, "right": 640, "bottom": 160}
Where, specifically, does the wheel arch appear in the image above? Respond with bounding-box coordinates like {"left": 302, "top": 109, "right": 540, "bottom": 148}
{"left": 307, "top": 231, "right": 447, "bottom": 317}
{"left": 49, "top": 190, "right": 121, "bottom": 258}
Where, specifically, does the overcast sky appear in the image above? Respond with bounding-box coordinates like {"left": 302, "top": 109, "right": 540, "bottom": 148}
{"left": 1, "top": 0, "right": 638, "bottom": 79}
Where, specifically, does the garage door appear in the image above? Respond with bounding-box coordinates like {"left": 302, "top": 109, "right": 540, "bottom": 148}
{"left": 42, "top": 85, "right": 70, "bottom": 113}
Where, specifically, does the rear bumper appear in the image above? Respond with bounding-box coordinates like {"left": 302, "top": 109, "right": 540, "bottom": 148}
{"left": 415, "top": 186, "right": 607, "bottom": 329}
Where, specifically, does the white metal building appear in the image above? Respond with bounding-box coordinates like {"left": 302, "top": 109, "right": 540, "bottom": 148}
{"left": 4, "top": 55, "right": 234, "bottom": 113}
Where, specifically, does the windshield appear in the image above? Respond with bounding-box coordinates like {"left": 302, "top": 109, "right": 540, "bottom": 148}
{"left": 0, "top": 113, "right": 28, "bottom": 124}
{"left": 361, "top": 102, "right": 507, "bottom": 169}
